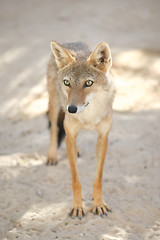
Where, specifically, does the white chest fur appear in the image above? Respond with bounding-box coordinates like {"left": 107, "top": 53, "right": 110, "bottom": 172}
{"left": 73, "top": 89, "right": 112, "bottom": 130}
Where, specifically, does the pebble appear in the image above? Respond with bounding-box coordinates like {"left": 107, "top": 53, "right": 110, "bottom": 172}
{"left": 35, "top": 189, "right": 43, "bottom": 197}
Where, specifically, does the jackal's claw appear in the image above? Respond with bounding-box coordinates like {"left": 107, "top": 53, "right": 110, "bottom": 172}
{"left": 92, "top": 204, "right": 111, "bottom": 217}
{"left": 69, "top": 207, "right": 86, "bottom": 219}
{"left": 46, "top": 157, "right": 58, "bottom": 166}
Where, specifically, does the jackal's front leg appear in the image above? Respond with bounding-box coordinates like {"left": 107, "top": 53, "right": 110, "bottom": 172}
{"left": 93, "top": 118, "right": 112, "bottom": 217}
{"left": 64, "top": 118, "right": 86, "bottom": 219}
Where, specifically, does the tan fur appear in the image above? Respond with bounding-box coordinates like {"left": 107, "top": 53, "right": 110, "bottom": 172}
{"left": 47, "top": 41, "right": 115, "bottom": 218}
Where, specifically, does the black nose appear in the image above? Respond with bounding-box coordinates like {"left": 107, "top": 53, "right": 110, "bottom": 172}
{"left": 68, "top": 105, "right": 77, "bottom": 114}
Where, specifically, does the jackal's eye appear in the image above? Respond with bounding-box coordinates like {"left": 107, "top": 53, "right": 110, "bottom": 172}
{"left": 63, "top": 79, "right": 71, "bottom": 87}
{"left": 84, "top": 80, "right": 94, "bottom": 87}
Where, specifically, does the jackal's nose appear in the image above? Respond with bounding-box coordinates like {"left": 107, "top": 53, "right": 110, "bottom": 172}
{"left": 68, "top": 105, "right": 77, "bottom": 114}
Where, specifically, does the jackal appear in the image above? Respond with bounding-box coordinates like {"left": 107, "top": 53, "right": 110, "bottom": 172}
{"left": 47, "top": 41, "right": 115, "bottom": 218}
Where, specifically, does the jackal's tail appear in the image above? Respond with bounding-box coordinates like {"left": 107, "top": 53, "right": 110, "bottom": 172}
{"left": 48, "top": 109, "right": 65, "bottom": 147}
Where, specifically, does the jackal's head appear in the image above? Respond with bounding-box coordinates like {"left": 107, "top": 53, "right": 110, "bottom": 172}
{"left": 50, "top": 41, "right": 112, "bottom": 114}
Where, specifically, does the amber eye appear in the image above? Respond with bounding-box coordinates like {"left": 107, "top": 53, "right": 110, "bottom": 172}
{"left": 85, "top": 80, "right": 94, "bottom": 87}
{"left": 64, "top": 79, "right": 71, "bottom": 87}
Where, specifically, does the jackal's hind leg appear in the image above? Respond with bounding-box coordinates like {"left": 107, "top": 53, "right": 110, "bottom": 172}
{"left": 47, "top": 99, "right": 59, "bottom": 166}
{"left": 76, "top": 144, "right": 81, "bottom": 158}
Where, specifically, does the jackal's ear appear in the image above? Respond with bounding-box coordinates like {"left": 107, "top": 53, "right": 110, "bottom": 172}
{"left": 50, "top": 41, "right": 75, "bottom": 69}
{"left": 87, "top": 42, "right": 112, "bottom": 73}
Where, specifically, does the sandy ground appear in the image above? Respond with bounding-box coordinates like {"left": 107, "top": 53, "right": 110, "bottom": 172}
{"left": 0, "top": 0, "right": 160, "bottom": 239}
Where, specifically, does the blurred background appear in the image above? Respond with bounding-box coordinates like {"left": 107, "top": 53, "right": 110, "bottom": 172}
{"left": 0, "top": 0, "right": 159, "bottom": 153}
{"left": 0, "top": 1, "right": 160, "bottom": 239}
{"left": 0, "top": 0, "right": 159, "bottom": 120}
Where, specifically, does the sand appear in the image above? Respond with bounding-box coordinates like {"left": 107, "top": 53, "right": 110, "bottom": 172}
{"left": 0, "top": 0, "right": 160, "bottom": 239}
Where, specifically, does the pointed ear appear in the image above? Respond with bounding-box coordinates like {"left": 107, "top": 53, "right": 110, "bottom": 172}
{"left": 50, "top": 41, "right": 75, "bottom": 69}
{"left": 87, "top": 42, "right": 112, "bottom": 73}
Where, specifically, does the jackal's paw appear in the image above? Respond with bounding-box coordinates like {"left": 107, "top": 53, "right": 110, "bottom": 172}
{"left": 92, "top": 202, "right": 112, "bottom": 218}
{"left": 46, "top": 156, "right": 58, "bottom": 166}
{"left": 69, "top": 207, "right": 86, "bottom": 220}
